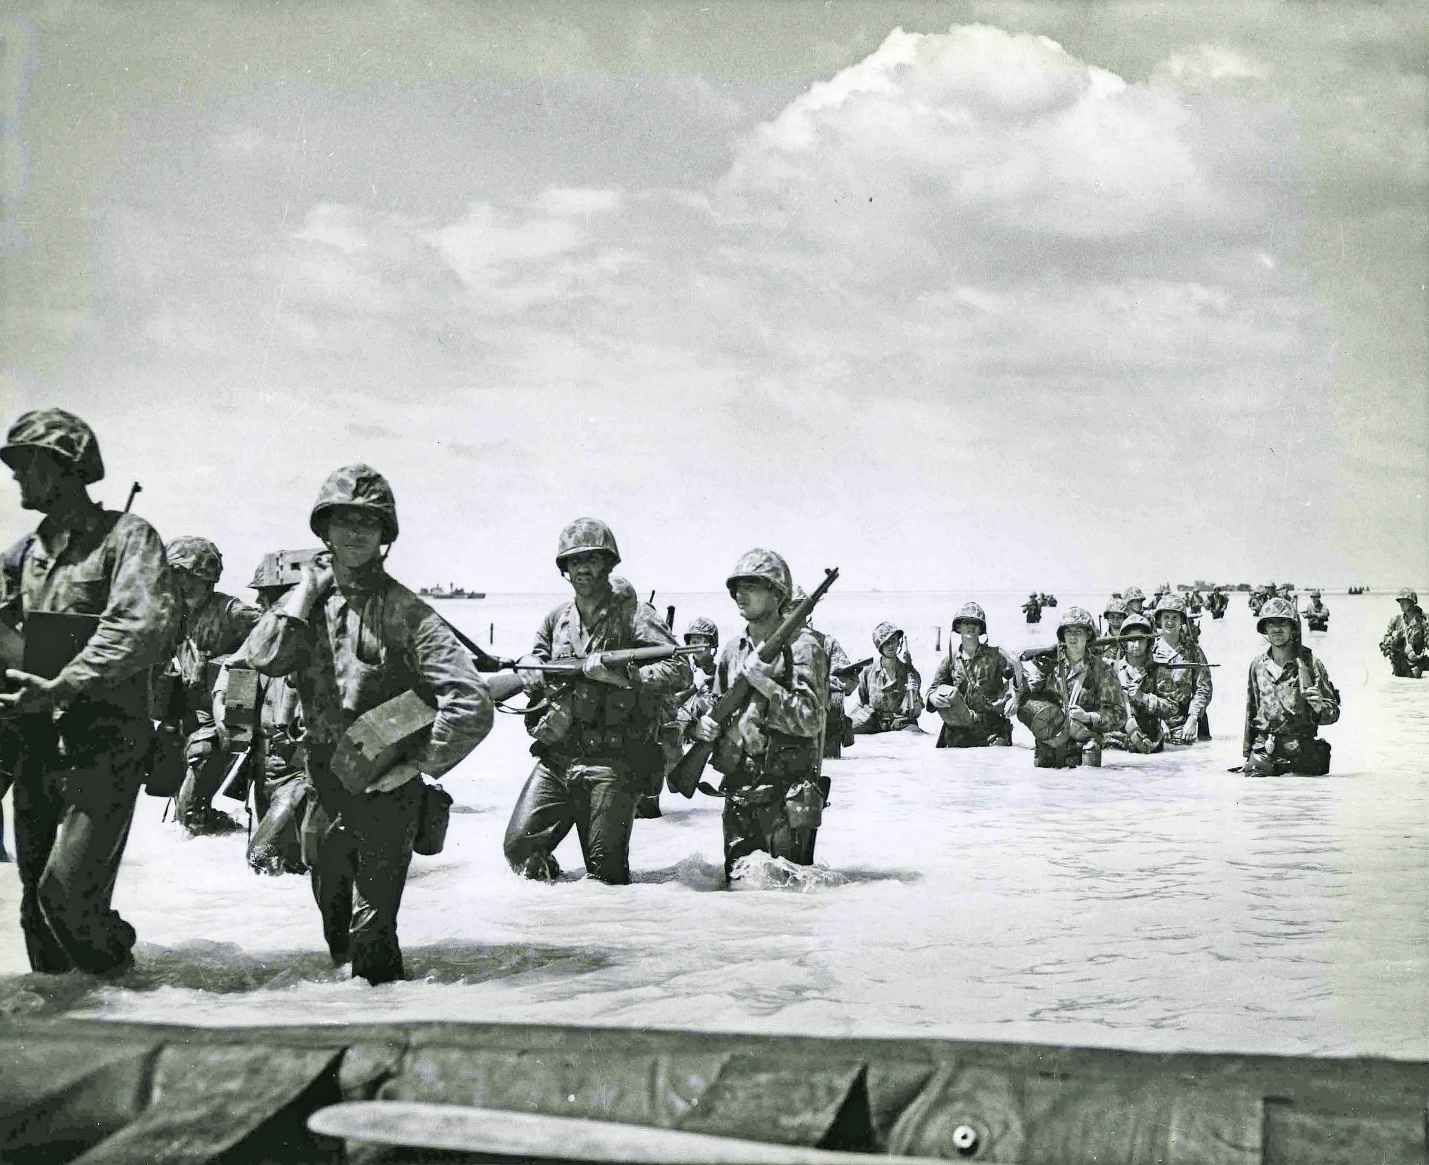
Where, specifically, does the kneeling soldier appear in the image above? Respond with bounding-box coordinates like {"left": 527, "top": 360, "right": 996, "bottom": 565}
{"left": 246, "top": 465, "right": 493, "bottom": 984}
{"left": 1243, "top": 598, "right": 1340, "bottom": 776}
{"left": 688, "top": 550, "right": 827, "bottom": 883}
{"left": 927, "top": 602, "right": 1024, "bottom": 748}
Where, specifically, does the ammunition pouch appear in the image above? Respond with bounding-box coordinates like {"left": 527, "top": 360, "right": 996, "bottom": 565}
{"left": 413, "top": 780, "right": 453, "bottom": 856}
{"left": 784, "top": 779, "right": 824, "bottom": 830}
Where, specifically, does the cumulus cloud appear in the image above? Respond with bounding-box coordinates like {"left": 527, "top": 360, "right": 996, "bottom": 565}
{"left": 534, "top": 187, "right": 625, "bottom": 217}
{"left": 1152, "top": 45, "right": 1271, "bottom": 89}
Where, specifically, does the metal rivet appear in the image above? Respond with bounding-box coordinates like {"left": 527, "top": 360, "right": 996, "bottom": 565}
{"left": 951, "top": 1123, "right": 979, "bottom": 1154}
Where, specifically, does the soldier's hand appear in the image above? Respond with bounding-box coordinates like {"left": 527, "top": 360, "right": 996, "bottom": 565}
{"left": 928, "top": 684, "right": 955, "bottom": 710}
{"left": 739, "top": 653, "right": 781, "bottom": 696}
{"left": 690, "top": 714, "right": 721, "bottom": 743}
{"left": 1173, "top": 721, "right": 1198, "bottom": 744}
{"left": 365, "top": 758, "right": 424, "bottom": 795}
{"left": 1067, "top": 706, "right": 1091, "bottom": 724}
{"left": 0, "top": 669, "right": 62, "bottom": 715}
{"left": 581, "top": 652, "right": 633, "bottom": 688}
{"left": 299, "top": 555, "right": 335, "bottom": 597}
{"left": 1302, "top": 689, "right": 1326, "bottom": 715}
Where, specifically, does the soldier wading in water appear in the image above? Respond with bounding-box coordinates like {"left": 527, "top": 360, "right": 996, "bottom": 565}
{"left": 246, "top": 465, "right": 493, "bottom": 984}
{"left": 504, "top": 519, "right": 689, "bottom": 884}
{"left": 688, "top": 550, "right": 827, "bottom": 884}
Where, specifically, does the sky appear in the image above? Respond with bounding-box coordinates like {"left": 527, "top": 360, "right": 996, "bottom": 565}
{"left": 2, "top": 1, "right": 1425, "bottom": 597}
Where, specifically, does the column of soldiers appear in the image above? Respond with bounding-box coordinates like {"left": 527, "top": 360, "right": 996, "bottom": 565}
{"left": 0, "top": 406, "right": 1399, "bottom": 989}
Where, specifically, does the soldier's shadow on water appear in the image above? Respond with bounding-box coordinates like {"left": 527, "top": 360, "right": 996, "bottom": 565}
{"left": 0, "top": 939, "right": 617, "bottom": 1015}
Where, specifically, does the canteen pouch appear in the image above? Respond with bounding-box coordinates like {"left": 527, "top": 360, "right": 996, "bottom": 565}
{"left": 413, "top": 780, "right": 453, "bottom": 856}
{"left": 785, "top": 779, "right": 824, "bottom": 830}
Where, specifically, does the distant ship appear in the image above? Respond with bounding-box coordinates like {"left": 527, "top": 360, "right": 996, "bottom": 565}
{"left": 419, "top": 584, "right": 486, "bottom": 600}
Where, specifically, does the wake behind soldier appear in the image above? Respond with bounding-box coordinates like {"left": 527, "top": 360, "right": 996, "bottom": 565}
{"left": 926, "top": 602, "right": 1024, "bottom": 748}
{"left": 0, "top": 409, "right": 174, "bottom": 975}
{"left": 245, "top": 465, "right": 494, "bottom": 984}
{"left": 163, "top": 536, "right": 261, "bottom": 835}
{"left": 688, "top": 550, "right": 827, "bottom": 883}
{"left": 503, "top": 519, "right": 689, "bottom": 885}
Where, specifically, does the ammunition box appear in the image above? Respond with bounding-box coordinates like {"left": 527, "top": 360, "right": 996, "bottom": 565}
{"left": 331, "top": 690, "right": 437, "bottom": 795}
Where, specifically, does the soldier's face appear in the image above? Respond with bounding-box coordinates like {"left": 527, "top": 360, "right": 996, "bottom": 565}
{"left": 1062, "top": 628, "right": 1090, "bottom": 659}
{"left": 732, "top": 580, "right": 780, "bottom": 622}
{"left": 562, "top": 551, "right": 613, "bottom": 597}
{"left": 1263, "top": 619, "right": 1294, "bottom": 647}
{"left": 173, "top": 569, "right": 214, "bottom": 612}
{"left": 325, "top": 509, "right": 384, "bottom": 568}
{"left": 954, "top": 621, "right": 980, "bottom": 647}
{"left": 1105, "top": 613, "right": 1126, "bottom": 634}
{"left": 878, "top": 632, "right": 904, "bottom": 660}
{"left": 684, "top": 634, "right": 716, "bottom": 669}
{"left": 1156, "top": 612, "right": 1183, "bottom": 638}
{"left": 8, "top": 448, "right": 65, "bottom": 511}
{"left": 1125, "top": 638, "right": 1150, "bottom": 663}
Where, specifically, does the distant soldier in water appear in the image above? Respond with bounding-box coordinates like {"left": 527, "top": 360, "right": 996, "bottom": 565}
{"left": 1150, "top": 594, "right": 1212, "bottom": 745}
{"left": 1021, "top": 592, "right": 1042, "bottom": 624}
{"left": 504, "top": 519, "right": 688, "bottom": 884}
{"left": 1302, "top": 589, "right": 1330, "bottom": 632}
{"left": 164, "top": 536, "right": 261, "bottom": 835}
{"left": 850, "top": 622, "right": 923, "bottom": 734}
{"left": 1104, "top": 614, "right": 1177, "bottom": 753}
{"left": 1099, "top": 597, "right": 1130, "bottom": 661}
{"left": 1209, "top": 588, "right": 1229, "bottom": 619}
{"left": 927, "top": 602, "right": 1024, "bottom": 748}
{"left": 686, "top": 550, "right": 827, "bottom": 882}
{"left": 1243, "top": 598, "right": 1340, "bottom": 776}
{"left": 1380, "top": 589, "right": 1429, "bottom": 678}
{"left": 671, "top": 616, "right": 720, "bottom": 751}
{"left": 0, "top": 408, "right": 174, "bottom": 975}
{"left": 1021, "top": 606, "right": 1125, "bottom": 768}
{"left": 246, "top": 465, "right": 494, "bottom": 984}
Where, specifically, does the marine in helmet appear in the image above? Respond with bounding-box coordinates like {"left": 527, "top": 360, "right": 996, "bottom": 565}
{"left": 1098, "top": 597, "right": 1131, "bottom": 661}
{"left": 1150, "top": 594, "right": 1213, "bottom": 745}
{"left": 1020, "top": 606, "right": 1126, "bottom": 768}
{"left": 1301, "top": 588, "right": 1330, "bottom": 632}
{"left": 212, "top": 548, "right": 324, "bottom": 873}
{"left": 1242, "top": 598, "right": 1340, "bottom": 776}
{"left": 784, "top": 585, "right": 854, "bottom": 760}
{"left": 162, "top": 535, "right": 262, "bottom": 835}
{"left": 1021, "top": 592, "right": 1042, "bottom": 624}
{"left": 1380, "top": 589, "right": 1429, "bottom": 678}
{"left": 1103, "top": 614, "right": 1178, "bottom": 753}
{"left": 926, "top": 602, "right": 1025, "bottom": 748}
{"left": 1122, "top": 586, "right": 1147, "bottom": 617}
{"left": 0, "top": 408, "right": 175, "bottom": 975}
{"left": 502, "top": 519, "right": 689, "bottom": 885}
{"left": 849, "top": 621, "right": 924, "bottom": 735}
{"left": 244, "top": 464, "right": 493, "bottom": 985}
{"left": 687, "top": 549, "right": 828, "bottom": 882}
{"left": 661, "top": 616, "right": 722, "bottom": 812}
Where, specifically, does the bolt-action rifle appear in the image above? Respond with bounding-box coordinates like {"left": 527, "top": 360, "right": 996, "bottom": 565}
{"left": 667, "top": 567, "right": 839, "bottom": 799}
{"left": 483, "top": 644, "right": 704, "bottom": 707}
{"left": 1019, "top": 634, "right": 1218, "bottom": 668}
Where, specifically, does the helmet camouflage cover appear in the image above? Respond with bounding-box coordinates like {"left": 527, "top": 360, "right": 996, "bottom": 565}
{"left": 683, "top": 616, "right": 720, "bottom": 645}
{"left": 725, "top": 548, "right": 792, "bottom": 602}
{"left": 952, "top": 601, "right": 987, "bottom": 634}
{"left": 1153, "top": 593, "right": 1187, "bottom": 618}
{"left": 1123, "top": 585, "right": 1146, "bottom": 602}
{"left": 1396, "top": 588, "right": 1418, "bottom": 604}
{"left": 1103, "top": 597, "right": 1128, "bottom": 618}
{"left": 1055, "top": 606, "right": 1098, "bottom": 641}
{"left": 872, "top": 620, "right": 904, "bottom": 650}
{"left": 555, "top": 518, "right": 621, "bottom": 569}
{"left": 165, "top": 536, "right": 224, "bottom": 582}
{"left": 309, "top": 464, "right": 399, "bottom": 543}
{"left": 1, "top": 408, "right": 105, "bottom": 485}
{"left": 1120, "top": 612, "right": 1153, "bottom": 637}
{"left": 1256, "top": 596, "right": 1300, "bottom": 634}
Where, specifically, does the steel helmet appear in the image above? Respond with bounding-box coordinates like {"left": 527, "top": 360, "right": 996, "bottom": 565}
{"left": 1, "top": 408, "right": 105, "bottom": 485}
{"left": 725, "top": 548, "right": 792, "bottom": 602}
{"left": 1309, "top": 588, "right": 1322, "bottom": 598}
{"left": 683, "top": 616, "right": 720, "bottom": 646}
{"left": 872, "top": 621, "right": 904, "bottom": 651}
{"left": 1123, "top": 585, "right": 1146, "bottom": 603}
{"left": 165, "top": 536, "right": 224, "bottom": 582}
{"left": 1120, "top": 612, "right": 1153, "bottom": 637}
{"left": 1256, "top": 597, "right": 1300, "bottom": 634}
{"left": 555, "top": 517, "right": 621, "bottom": 569}
{"left": 309, "top": 464, "right": 398, "bottom": 543}
{"left": 1153, "top": 593, "right": 1187, "bottom": 618}
{"left": 1396, "top": 588, "right": 1418, "bottom": 604}
{"left": 1103, "top": 597, "right": 1128, "bottom": 618}
{"left": 248, "top": 547, "right": 325, "bottom": 591}
{"left": 951, "top": 601, "right": 986, "bottom": 635}
{"left": 1055, "top": 606, "right": 1098, "bottom": 641}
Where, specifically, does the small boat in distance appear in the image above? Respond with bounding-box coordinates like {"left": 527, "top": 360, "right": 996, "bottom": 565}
{"left": 419, "top": 584, "right": 486, "bottom": 600}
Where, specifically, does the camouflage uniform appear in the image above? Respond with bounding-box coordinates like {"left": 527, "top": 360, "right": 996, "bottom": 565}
{"left": 1150, "top": 639, "right": 1213, "bottom": 743}
{"left": 707, "top": 550, "right": 827, "bottom": 879}
{"left": 1, "top": 409, "right": 175, "bottom": 974}
{"left": 503, "top": 527, "right": 689, "bottom": 885}
{"left": 1243, "top": 601, "right": 1340, "bottom": 775}
{"left": 850, "top": 622, "right": 922, "bottom": 734}
{"left": 1302, "top": 593, "right": 1330, "bottom": 630}
{"left": 810, "top": 626, "right": 853, "bottom": 758}
{"left": 1380, "top": 592, "right": 1429, "bottom": 677}
{"left": 1103, "top": 617, "right": 1176, "bottom": 752}
{"left": 247, "top": 465, "right": 493, "bottom": 984}
{"left": 1021, "top": 594, "right": 1042, "bottom": 624}
{"left": 1024, "top": 608, "right": 1126, "bottom": 768}
{"left": 164, "top": 538, "right": 262, "bottom": 832}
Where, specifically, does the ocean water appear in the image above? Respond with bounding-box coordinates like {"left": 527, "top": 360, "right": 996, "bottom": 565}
{"left": 0, "top": 590, "right": 1425, "bottom": 1060}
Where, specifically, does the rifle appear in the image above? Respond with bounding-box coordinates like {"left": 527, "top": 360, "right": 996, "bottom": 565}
{"left": 219, "top": 747, "right": 254, "bottom": 801}
{"left": 483, "top": 644, "right": 704, "bottom": 708}
{"left": 123, "top": 481, "right": 142, "bottom": 512}
{"left": 667, "top": 567, "right": 839, "bottom": 799}
{"left": 832, "top": 656, "right": 873, "bottom": 685}
{"left": 1019, "top": 634, "right": 1157, "bottom": 662}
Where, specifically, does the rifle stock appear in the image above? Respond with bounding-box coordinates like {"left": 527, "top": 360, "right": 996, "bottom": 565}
{"left": 667, "top": 567, "right": 839, "bottom": 798}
